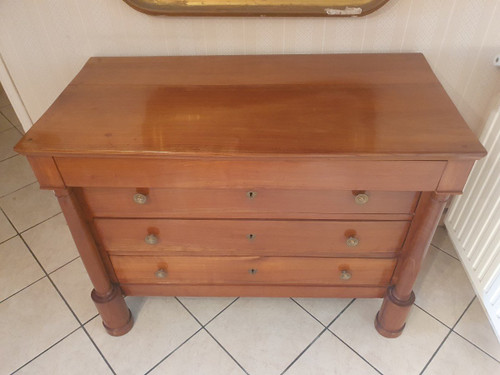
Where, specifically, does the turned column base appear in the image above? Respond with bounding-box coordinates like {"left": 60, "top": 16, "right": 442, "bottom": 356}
{"left": 91, "top": 284, "right": 134, "bottom": 336}
{"left": 375, "top": 285, "right": 415, "bottom": 338}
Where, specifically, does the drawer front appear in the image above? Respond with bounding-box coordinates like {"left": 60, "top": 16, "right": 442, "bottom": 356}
{"left": 83, "top": 188, "right": 419, "bottom": 218}
{"left": 56, "top": 157, "right": 446, "bottom": 191}
{"left": 96, "top": 219, "right": 409, "bottom": 256}
{"left": 110, "top": 256, "right": 397, "bottom": 286}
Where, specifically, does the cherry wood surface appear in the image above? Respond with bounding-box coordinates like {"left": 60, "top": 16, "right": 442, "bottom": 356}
{"left": 82, "top": 188, "right": 419, "bottom": 219}
{"left": 15, "top": 54, "right": 485, "bottom": 160}
{"left": 120, "top": 284, "right": 387, "bottom": 298}
{"left": 95, "top": 219, "right": 409, "bottom": 257}
{"left": 110, "top": 255, "right": 397, "bottom": 286}
{"left": 56, "top": 157, "right": 446, "bottom": 191}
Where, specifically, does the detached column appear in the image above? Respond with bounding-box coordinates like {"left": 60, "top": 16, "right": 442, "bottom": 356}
{"left": 55, "top": 188, "right": 133, "bottom": 336}
{"left": 375, "top": 192, "right": 449, "bottom": 338}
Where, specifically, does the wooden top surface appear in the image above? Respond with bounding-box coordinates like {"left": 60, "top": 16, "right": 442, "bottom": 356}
{"left": 15, "top": 54, "right": 485, "bottom": 160}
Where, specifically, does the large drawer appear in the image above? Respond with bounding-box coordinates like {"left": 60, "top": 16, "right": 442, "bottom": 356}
{"left": 110, "top": 255, "right": 397, "bottom": 286}
{"left": 56, "top": 157, "right": 446, "bottom": 191}
{"left": 82, "top": 188, "right": 419, "bottom": 219}
{"left": 95, "top": 219, "right": 409, "bottom": 256}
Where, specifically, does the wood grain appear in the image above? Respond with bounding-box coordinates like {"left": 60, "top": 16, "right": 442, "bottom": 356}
{"left": 56, "top": 157, "right": 446, "bottom": 191}
{"left": 95, "top": 219, "right": 409, "bottom": 257}
{"left": 15, "top": 55, "right": 485, "bottom": 160}
{"left": 82, "top": 188, "right": 419, "bottom": 219}
{"left": 110, "top": 255, "right": 397, "bottom": 286}
{"left": 121, "top": 284, "right": 387, "bottom": 298}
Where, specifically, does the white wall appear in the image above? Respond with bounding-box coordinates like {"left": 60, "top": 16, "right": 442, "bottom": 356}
{"left": 0, "top": 0, "right": 499, "bottom": 134}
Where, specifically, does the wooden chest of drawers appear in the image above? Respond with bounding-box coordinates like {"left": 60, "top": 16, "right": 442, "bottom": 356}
{"left": 15, "top": 54, "right": 485, "bottom": 338}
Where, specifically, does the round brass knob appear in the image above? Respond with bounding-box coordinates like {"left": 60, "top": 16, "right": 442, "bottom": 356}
{"left": 346, "top": 236, "right": 359, "bottom": 247}
{"left": 340, "top": 270, "right": 352, "bottom": 280}
{"left": 145, "top": 234, "right": 158, "bottom": 245}
{"left": 155, "top": 268, "right": 167, "bottom": 278}
{"left": 354, "top": 193, "right": 369, "bottom": 205}
{"left": 247, "top": 191, "right": 257, "bottom": 199}
{"left": 133, "top": 193, "right": 148, "bottom": 204}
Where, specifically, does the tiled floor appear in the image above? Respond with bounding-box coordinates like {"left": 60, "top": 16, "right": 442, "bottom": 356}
{"left": 1, "top": 85, "right": 500, "bottom": 375}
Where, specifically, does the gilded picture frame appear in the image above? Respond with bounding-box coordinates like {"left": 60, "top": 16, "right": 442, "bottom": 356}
{"left": 122, "top": 0, "right": 390, "bottom": 17}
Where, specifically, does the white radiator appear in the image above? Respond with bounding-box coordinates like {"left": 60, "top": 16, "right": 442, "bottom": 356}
{"left": 445, "top": 106, "right": 500, "bottom": 340}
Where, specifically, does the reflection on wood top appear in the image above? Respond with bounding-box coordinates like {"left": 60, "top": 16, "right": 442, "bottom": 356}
{"left": 15, "top": 54, "right": 486, "bottom": 160}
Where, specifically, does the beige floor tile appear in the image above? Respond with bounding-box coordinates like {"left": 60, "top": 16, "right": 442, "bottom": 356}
{"left": 414, "top": 245, "right": 476, "bottom": 327}
{"left": 432, "top": 226, "right": 458, "bottom": 258}
{"left": 16, "top": 329, "right": 112, "bottom": 375}
{"left": 330, "top": 298, "right": 449, "bottom": 375}
{"left": 0, "top": 236, "right": 44, "bottom": 301}
{"left": 23, "top": 213, "right": 78, "bottom": 273}
{"left": 206, "top": 297, "right": 324, "bottom": 374}
{"left": 0, "top": 278, "right": 79, "bottom": 374}
{"left": 424, "top": 332, "right": 500, "bottom": 375}
{"left": 293, "top": 298, "right": 353, "bottom": 325}
{"left": 0, "top": 113, "right": 13, "bottom": 132}
{"left": 149, "top": 329, "right": 245, "bottom": 375}
{"left": 0, "top": 155, "right": 36, "bottom": 197}
{"left": 286, "top": 330, "right": 378, "bottom": 375}
{"left": 0, "top": 209, "right": 16, "bottom": 243}
{"left": 455, "top": 299, "right": 500, "bottom": 361}
{"left": 0, "top": 127, "right": 21, "bottom": 161}
{"left": 0, "top": 86, "right": 9, "bottom": 108}
{"left": 0, "top": 183, "right": 60, "bottom": 232}
{"left": 86, "top": 296, "right": 199, "bottom": 375}
{"left": 50, "top": 258, "right": 97, "bottom": 323}
{"left": 1, "top": 106, "right": 23, "bottom": 133}
{"left": 177, "top": 296, "right": 237, "bottom": 324}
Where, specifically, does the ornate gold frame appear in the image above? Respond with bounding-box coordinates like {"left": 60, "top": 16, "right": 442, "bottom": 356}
{"left": 122, "top": 0, "right": 390, "bottom": 17}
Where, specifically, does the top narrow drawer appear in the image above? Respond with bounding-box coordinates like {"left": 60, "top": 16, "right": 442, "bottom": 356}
{"left": 55, "top": 157, "right": 446, "bottom": 191}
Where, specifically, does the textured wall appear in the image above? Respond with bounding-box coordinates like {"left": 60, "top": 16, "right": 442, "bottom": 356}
{"left": 0, "top": 0, "right": 498, "bottom": 133}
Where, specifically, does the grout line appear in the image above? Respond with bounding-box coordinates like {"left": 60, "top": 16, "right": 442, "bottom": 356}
{"left": 290, "top": 298, "right": 327, "bottom": 327}
{"left": 145, "top": 297, "right": 248, "bottom": 375}
{"left": 280, "top": 326, "right": 331, "bottom": 375}
{"left": 143, "top": 327, "right": 204, "bottom": 375}
{"left": 0, "top": 180, "right": 38, "bottom": 199}
{"left": 203, "top": 327, "right": 250, "bottom": 375}
{"left": 3, "top": 209, "right": 117, "bottom": 375}
{"left": 19, "top": 211, "right": 62, "bottom": 234}
{"left": 175, "top": 296, "right": 248, "bottom": 374}
{"left": 328, "top": 331, "right": 383, "bottom": 375}
{"left": 431, "top": 244, "right": 460, "bottom": 261}
{"left": 0, "top": 233, "right": 17, "bottom": 246}
{"left": 80, "top": 325, "right": 117, "bottom": 375}
{"left": 82, "top": 314, "right": 99, "bottom": 326}
{"left": 174, "top": 297, "right": 205, "bottom": 327}
{"left": 419, "top": 296, "right": 477, "bottom": 374}
{"left": 452, "top": 330, "right": 500, "bottom": 365}
{"left": 47, "top": 255, "right": 81, "bottom": 275}
{"left": 200, "top": 297, "right": 240, "bottom": 327}
{"left": 0, "top": 275, "right": 46, "bottom": 304}
{"left": 413, "top": 304, "right": 453, "bottom": 330}
{"left": 10, "top": 326, "right": 81, "bottom": 374}
{"left": 0, "top": 154, "right": 19, "bottom": 163}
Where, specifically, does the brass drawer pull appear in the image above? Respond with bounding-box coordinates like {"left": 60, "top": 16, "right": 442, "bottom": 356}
{"left": 145, "top": 234, "right": 158, "bottom": 245}
{"left": 340, "top": 270, "right": 352, "bottom": 280}
{"left": 346, "top": 236, "right": 359, "bottom": 247}
{"left": 133, "top": 193, "right": 148, "bottom": 204}
{"left": 247, "top": 191, "right": 257, "bottom": 199}
{"left": 155, "top": 268, "right": 167, "bottom": 279}
{"left": 247, "top": 233, "right": 256, "bottom": 240}
{"left": 354, "top": 193, "right": 369, "bottom": 205}
{"left": 249, "top": 268, "right": 258, "bottom": 275}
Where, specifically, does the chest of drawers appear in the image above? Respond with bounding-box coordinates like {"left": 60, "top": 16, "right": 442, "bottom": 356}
{"left": 15, "top": 54, "right": 485, "bottom": 337}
